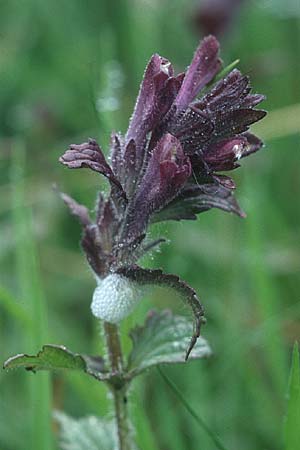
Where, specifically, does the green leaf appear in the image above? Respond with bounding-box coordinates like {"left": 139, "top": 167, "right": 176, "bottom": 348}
{"left": 3, "top": 345, "right": 107, "bottom": 380}
{"left": 213, "top": 59, "right": 240, "bottom": 83}
{"left": 54, "top": 411, "right": 116, "bottom": 450}
{"left": 127, "top": 310, "right": 212, "bottom": 377}
{"left": 204, "top": 59, "right": 240, "bottom": 92}
{"left": 285, "top": 342, "right": 300, "bottom": 450}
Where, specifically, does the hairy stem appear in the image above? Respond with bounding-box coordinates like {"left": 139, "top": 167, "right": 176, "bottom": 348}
{"left": 104, "top": 322, "right": 131, "bottom": 450}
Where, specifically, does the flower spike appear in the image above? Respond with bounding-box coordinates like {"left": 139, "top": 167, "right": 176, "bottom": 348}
{"left": 59, "top": 36, "right": 266, "bottom": 355}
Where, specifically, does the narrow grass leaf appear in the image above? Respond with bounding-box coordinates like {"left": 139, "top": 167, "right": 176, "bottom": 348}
{"left": 11, "top": 140, "right": 53, "bottom": 450}
{"left": 158, "top": 367, "right": 230, "bottom": 450}
{"left": 285, "top": 342, "right": 300, "bottom": 450}
{"left": 0, "top": 285, "right": 31, "bottom": 327}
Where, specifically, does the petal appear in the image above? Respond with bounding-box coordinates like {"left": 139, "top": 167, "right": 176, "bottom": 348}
{"left": 126, "top": 54, "right": 176, "bottom": 155}
{"left": 206, "top": 132, "right": 263, "bottom": 167}
{"left": 241, "top": 132, "right": 264, "bottom": 157}
{"left": 124, "top": 134, "right": 191, "bottom": 240}
{"left": 203, "top": 136, "right": 248, "bottom": 171}
{"left": 174, "top": 35, "right": 221, "bottom": 112}
{"left": 60, "top": 138, "right": 125, "bottom": 196}
{"left": 137, "top": 133, "right": 191, "bottom": 209}
{"left": 59, "top": 192, "right": 91, "bottom": 226}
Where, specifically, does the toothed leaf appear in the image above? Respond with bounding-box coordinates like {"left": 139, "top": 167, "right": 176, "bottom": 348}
{"left": 117, "top": 266, "right": 205, "bottom": 359}
{"left": 151, "top": 182, "right": 245, "bottom": 222}
{"left": 54, "top": 411, "right": 116, "bottom": 450}
{"left": 3, "top": 345, "right": 107, "bottom": 380}
{"left": 127, "top": 310, "right": 211, "bottom": 377}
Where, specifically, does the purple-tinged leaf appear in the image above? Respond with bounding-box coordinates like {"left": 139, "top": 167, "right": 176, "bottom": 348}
{"left": 168, "top": 106, "right": 214, "bottom": 154}
{"left": 98, "top": 198, "right": 120, "bottom": 244}
{"left": 81, "top": 225, "right": 109, "bottom": 278}
{"left": 241, "top": 93, "right": 266, "bottom": 108}
{"left": 110, "top": 137, "right": 138, "bottom": 198}
{"left": 60, "top": 192, "right": 91, "bottom": 226}
{"left": 110, "top": 132, "right": 124, "bottom": 175}
{"left": 117, "top": 265, "right": 205, "bottom": 360}
{"left": 213, "top": 108, "right": 266, "bottom": 139}
{"left": 95, "top": 192, "right": 106, "bottom": 225}
{"left": 60, "top": 138, "right": 125, "bottom": 196}
{"left": 59, "top": 189, "right": 111, "bottom": 278}
{"left": 213, "top": 174, "right": 236, "bottom": 190}
{"left": 141, "top": 238, "right": 166, "bottom": 255}
{"left": 151, "top": 181, "right": 245, "bottom": 222}
{"left": 174, "top": 35, "right": 221, "bottom": 112}
{"left": 196, "top": 69, "right": 250, "bottom": 113}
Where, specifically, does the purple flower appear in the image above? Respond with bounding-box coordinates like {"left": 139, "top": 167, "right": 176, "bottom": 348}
{"left": 59, "top": 36, "right": 266, "bottom": 358}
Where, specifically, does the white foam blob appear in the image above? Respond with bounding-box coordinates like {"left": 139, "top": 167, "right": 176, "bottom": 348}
{"left": 91, "top": 274, "right": 143, "bottom": 323}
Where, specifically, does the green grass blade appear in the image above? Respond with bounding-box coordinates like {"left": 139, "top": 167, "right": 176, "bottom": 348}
{"left": 285, "top": 342, "right": 300, "bottom": 450}
{"left": 11, "top": 140, "right": 53, "bottom": 450}
{"left": 244, "top": 174, "right": 287, "bottom": 395}
{"left": 213, "top": 59, "right": 240, "bottom": 84}
{"left": 0, "top": 285, "right": 31, "bottom": 327}
{"left": 158, "top": 367, "right": 230, "bottom": 450}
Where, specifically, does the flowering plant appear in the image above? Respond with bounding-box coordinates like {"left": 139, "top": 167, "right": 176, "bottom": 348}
{"left": 4, "top": 36, "right": 266, "bottom": 450}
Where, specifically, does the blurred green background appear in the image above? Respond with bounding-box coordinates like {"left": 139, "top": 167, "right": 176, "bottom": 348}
{"left": 1, "top": 1, "right": 299, "bottom": 449}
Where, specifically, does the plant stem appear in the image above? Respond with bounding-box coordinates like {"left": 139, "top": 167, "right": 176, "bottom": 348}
{"left": 104, "top": 322, "right": 131, "bottom": 450}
